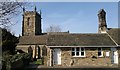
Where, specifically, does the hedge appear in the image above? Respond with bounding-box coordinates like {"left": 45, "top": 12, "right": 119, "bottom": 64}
{"left": 2, "top": 53, "right": 32, "bottom": 70}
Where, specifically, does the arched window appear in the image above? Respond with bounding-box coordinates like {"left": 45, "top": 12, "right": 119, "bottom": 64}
{"left": 42, "top": 46, "right": 47, "bottom": 56}
{"left": 37, "top": 46, "right": 40, "bottom": 59}
{"left": 28, "top": 46, "right": 33, "bottom": 53}
{"left": 28, "top": 46, "right": 33, "bottom": 58}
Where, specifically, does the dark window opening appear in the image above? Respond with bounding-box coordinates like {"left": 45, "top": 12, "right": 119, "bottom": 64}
{"left": 76, "top": 52, "right": 79, "bottom": 56}
{"left": 98, "top": 48, "right": 102, "bottom": 57}
{"left": 76, "top": 47, "right": 79, "bottom": 51}
{"left": 81, "top": 48, "right": 84, "bottom": 51}
{"left": 98, "top": 52, "right": 101, "bottom": 56}
{"left": 98, "top": 48, "right": 101, "bottom": 51}
{"left": 72, "top": 52, "right": 75, "bottom": 56}
{"left": 81, "top": 52, "right": 84, "bottom": 56}
{"left": 27, "top": 17, "right": 30, "bottom": 26}
{"left": 72, "top": 48, "right": 75, "bottom": 51}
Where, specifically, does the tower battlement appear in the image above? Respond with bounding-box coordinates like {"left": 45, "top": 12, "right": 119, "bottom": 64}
{"left": 22, "top": 7, "right": 42, "bottom": 36}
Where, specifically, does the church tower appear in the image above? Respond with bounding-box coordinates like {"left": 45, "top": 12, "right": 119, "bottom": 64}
{"left": 98, "top": 9, "right": 107, "bottom": 33}
{"left": 22, "top": 7, "right": 42, "bottom": 36}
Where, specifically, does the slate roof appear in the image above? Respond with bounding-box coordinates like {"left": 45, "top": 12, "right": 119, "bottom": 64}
{"left": 18, "top": 35, "right": 47, "bottom": 45}
{"left": 18, "top": 28, "right": 120, "bottom": 47}
{"left": 107, "top": 28, "right": 120, "bottom": 45}
{"left": 47, "top": 33, "right": 116, "bottom": 46}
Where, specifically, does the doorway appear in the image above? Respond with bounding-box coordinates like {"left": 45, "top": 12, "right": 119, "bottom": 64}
{"left": 111, "top": 48, "right": 118, "bottom": 64}
{"left": 53, "top": 49, "right": 61, "bottom": 65}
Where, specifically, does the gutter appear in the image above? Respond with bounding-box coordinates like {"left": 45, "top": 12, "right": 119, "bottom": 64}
{"left": 48, "top": 46, "right": 117, "bottom": 48}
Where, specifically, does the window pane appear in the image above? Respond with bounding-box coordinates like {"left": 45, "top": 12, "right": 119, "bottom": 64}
{"left": 81, "top": 48, "right": 84, "bottom": 51}
{"left": 81, "top": 52, "right": 84, "bottom": 56}
{"left": 72, "top": 52, "right": 75, "bottom": 56}
{"left": 76, "top": 52, "right": 79, "bottom": 56}
{"left": 72, "top": 48, "right": 75, "bottom": 51}
{"left": 76, "top": 47, "right": 79, "bottom": 51}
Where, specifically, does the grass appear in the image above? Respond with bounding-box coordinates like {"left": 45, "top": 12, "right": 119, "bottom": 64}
{"left": 33, "top": 59, "right": 42, "bottom": 65}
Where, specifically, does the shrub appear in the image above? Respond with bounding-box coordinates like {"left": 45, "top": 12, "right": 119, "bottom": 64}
{"left": 10, "top": 54, "right": 23, "bottom": 63}
{"left": 2, "top": 54, "right": 12, "bottom": 70}
{"left": 2, "top": 53, "right": 31, "bottom": 70}
{"left": 22, "top": 53, "right": 31, "bottom": 65}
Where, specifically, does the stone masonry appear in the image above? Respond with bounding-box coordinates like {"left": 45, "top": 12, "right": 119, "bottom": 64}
{"left": 46, "top": 47, "right": 115, "bottom": 67}
{"left": 22, "top": 9, "right": 42, "bottom": 36}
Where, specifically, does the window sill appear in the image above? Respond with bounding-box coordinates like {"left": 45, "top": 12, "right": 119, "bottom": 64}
{"left": 72, "top": 56, "right": 86, "bottom": 58}
{"left": 98, "top": 56, "right": 104, "bottom": 58}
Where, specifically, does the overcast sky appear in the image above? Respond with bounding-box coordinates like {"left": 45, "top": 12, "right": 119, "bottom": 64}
{"left": 10, "top": 2, "right": 118, "bottom": 36}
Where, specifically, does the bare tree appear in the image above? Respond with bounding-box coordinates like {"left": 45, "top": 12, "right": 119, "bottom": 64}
{"left": 0, "top": 2, "right": 31, "bottom": 27}
{"left": 46, "top": 25, "right": 61, "bottom": 32}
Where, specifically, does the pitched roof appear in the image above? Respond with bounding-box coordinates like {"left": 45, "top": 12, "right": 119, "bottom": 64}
{"left": 107, "top": 28, "right": 120, "bottom": 45}
{"left": 18, "top": 35, "right": 47, "bottom": 45}
{"left": 18, "top": 29, "right": 119, "bottom": 47}
{"left": 47, "top": 33, "right": 116, "bottom": 46}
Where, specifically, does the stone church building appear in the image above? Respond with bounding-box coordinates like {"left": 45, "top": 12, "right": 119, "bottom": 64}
{"left": 16, "top": 7, "right": 120, "bottom": 67}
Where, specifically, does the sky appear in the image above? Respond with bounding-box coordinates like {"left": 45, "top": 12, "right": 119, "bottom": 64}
{"left": 10, "top": 2, "right": 118, "bottom": 36}
{"left": 3, "top": 0, "right": 120, "bottom": 2}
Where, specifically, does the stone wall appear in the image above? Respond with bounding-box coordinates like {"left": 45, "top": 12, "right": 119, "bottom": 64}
{"left": 17, "top": 45, "right": 50, "bottom": 66}
{"left": 16, "top": 45, "right": 35, "bottom": 57}
{"left": 23, "top": 11, "right": 42, "bottom": 36}
{"left": 49, "top": 47, "right": 113, "bottom": 67}
{"left": 44, "top": 47, "right": 50, "bottom": 66}
{"left": 61, "top": 48, "right": 71, "bottom": 67}
{"left": 16, "top": 45, "right": 44, "bottom": 59}
{"left": 23, "top": 12, "right": 36, "bottom": 36}
{"left": 17, "top": 46, "right": 118, "bottom": 67}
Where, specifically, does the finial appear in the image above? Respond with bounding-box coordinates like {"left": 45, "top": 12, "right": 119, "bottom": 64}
{"left": 34, "top": 6, "right": 36, "bottom": 11}
{"left": 23, "top": 7, "right": 25, "bottom": 12}
{"left": 98, "top": 8, "right": 106, "bottom": 14}
{"left": 40, "top": 10, "right": 42, "bottom": 15}
{"left": 101, "top": 8, "right": 105, "bottom": 12}
{"left": 19, "top": 34, "right": 21, "bottom": 38}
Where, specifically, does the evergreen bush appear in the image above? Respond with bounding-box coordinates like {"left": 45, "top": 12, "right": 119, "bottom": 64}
{"left": 2, "top": 53, "right": 31, "bottom": 70}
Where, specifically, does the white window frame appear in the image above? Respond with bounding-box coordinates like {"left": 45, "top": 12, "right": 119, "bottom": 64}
{"left": 71, "top": 47, "right": 85, "bottom": 57}
{"left": 98, "top": 47, "right": 103, "bottom": 57}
